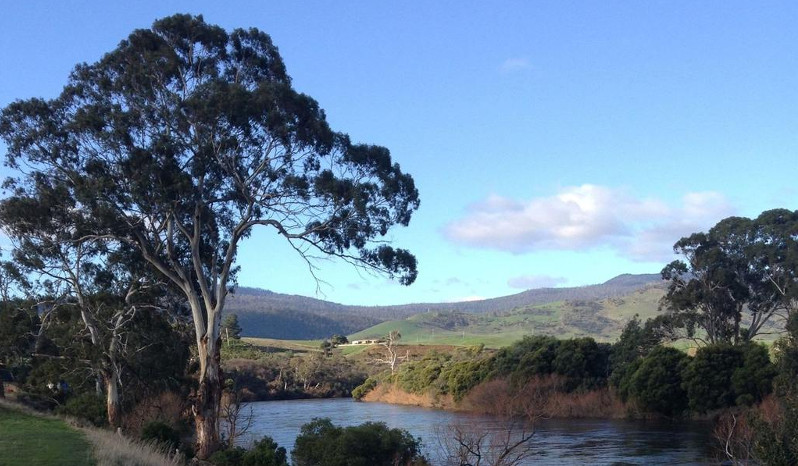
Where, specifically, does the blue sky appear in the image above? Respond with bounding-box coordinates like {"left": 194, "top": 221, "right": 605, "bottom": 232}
{"left": 1, "top": 2, "right": 796, "bottom": 305}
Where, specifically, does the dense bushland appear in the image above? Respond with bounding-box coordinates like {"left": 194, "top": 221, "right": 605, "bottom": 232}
{"left": 356, "top": 319, "right": 781, "bottom": 421}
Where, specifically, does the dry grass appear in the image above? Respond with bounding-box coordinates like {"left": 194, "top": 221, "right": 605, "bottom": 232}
{"left": 0, "top": 398, "right": 184, "bottom": 466}
{"left": 459, "top": 376, "right": 629, "bottom": 419}
{"left": 361, "top": 382, "right": 456, "bottom": 410}
{"left": 82, "top": 427, "right": 185, "bottom": 466}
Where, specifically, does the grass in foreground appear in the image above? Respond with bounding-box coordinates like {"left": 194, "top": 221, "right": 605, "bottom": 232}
{"left": 82, "top": 428, "right": 183, "bottom": 466}
{"left": 0, "top": 405, "right": 95, "bottom": 466}
{"left": 0, "top": 401, "right": 182, "bottom": 466}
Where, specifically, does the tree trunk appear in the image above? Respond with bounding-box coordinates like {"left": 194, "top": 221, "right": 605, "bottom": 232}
{"left": 195, "top": 335, "right": 223, "bottom": 459}
{"left": 105, "top": 374, "right": 120, "bottom": 428}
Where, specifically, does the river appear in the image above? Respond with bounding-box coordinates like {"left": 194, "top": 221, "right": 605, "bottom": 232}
{"left": 239, "top": 398, "right": 718, "bottom": 465}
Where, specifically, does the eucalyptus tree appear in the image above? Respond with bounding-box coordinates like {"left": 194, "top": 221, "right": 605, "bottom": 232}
{"left": 0, "top": 14, "right": 418, "bottom": 457}
{"left": 661, "top": 230, "right": 748, "bottom": 345}
{"left": 661, "top": 209, "right": 798, "bottom": 345}
{"left": 747, "top": 209, "right": 798, "bottom": 321}
{"left": 0, "top": 190, "right": 175, "bottom": 426}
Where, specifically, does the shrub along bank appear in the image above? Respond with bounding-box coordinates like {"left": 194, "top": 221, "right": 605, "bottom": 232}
{"left": 354, "top": 319, "right": 778, "bottom": 420}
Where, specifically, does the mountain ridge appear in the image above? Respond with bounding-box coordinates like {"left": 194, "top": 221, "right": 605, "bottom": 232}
{"left": 227, "top": 273, "right": 664, "bottom": 339}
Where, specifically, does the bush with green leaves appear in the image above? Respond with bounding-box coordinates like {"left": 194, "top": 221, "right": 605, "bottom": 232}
{"left": 609, "top": 315, "right": 662, "bottom": 390}
{"left": 681, "top": 343, "right": 775, "bottom": 413}
{"left": 291, "top": 418, "right": 428, "bottom": 466}
{"left": 490, "top": 335, "right": 610, "bottom": 392}
{"left": 682, "top": 344, "right": 742, "bottom": 413}
{"left": 55, "top": 392, "right": 107, "bottom": 427}
{"left": 626, "top": 346, "right": 689, "bottom": 416}
{"left": 731, "top": 343, "right": 776, "bottom": 406}
{"left": 397, "top": 351, "right": 450, "bottom": 394}
{"left": 439, "top": 359, "right": 488, "bottom": 401}
{"left": 141, "top": 420, "right": 181, "bottom": 450}
{"left": 551, "top": 338, "right": 611, "bottom": 391}
{"left": 209, "top": 436, "right": 288, "bottom": 466}
{"left": 352, "top": 377, "right": 377, "bottom": 400}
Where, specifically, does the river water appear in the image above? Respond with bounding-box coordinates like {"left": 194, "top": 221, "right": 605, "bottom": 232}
{"left": 239, "top": 398, "right": 718, "bottom": 465}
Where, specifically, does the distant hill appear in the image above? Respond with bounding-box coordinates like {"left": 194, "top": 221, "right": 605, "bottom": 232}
{"left": 351, "top": 279, "right": 668, "bottom": 346}
{"left": 226, "top": 273, "right": 664, "bottom": 339}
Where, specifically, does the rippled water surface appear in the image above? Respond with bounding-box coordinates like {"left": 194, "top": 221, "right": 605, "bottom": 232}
{"left": 240, "top": 398, "right": 716, "bottom": 465}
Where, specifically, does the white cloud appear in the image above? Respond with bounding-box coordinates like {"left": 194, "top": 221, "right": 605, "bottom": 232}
{"left": 444, "top": 185, "right": 735, "bottom": 262}
{"left": 507, "top": 274, "right": 568, "bottom": 290}
{"left": 500, "top": 57, "right": 532, "bottom": 74}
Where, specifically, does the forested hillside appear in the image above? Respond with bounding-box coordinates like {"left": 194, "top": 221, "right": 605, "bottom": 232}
{"left": 227, "top": 273, "right": 664, "bottom": 339}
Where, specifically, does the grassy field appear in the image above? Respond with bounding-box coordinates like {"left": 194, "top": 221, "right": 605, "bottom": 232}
{"left": 349, "top": 285, "right": 669, "bottom": 348}
{"left": 243, "top": 337, "right": 323, "bottom": 352}
{"left": 0, "top": 400, "right": 182, "bottom": 466}
{"left": 0, "top": 405, "right": 95, "bottom": 466}
{"left": 255, "top": 283, "right": 781, "bottom": 353}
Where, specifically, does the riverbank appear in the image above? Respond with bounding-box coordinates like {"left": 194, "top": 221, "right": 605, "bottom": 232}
{"left": 360, "top": 382, "right": 457, "bottom": 410}
{"left": 361, "top": 379, "right": 631, "bottom": 419}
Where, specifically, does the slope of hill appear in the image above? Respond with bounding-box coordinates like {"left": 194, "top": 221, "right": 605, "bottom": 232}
{"left": 350, "top": 281, "right": 667, "bottom": 346}
{"left": 226, "top": 273, "right": 664, "bottom": 340}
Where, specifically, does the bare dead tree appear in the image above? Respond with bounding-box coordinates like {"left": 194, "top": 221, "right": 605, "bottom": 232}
{"left": 435, "top": 418, "right": 536, "bottom": 466}
{"left": 220, "top": 380, "right": 254, "bottom": 449}
{"left": 714, "top": 411, "right": 756, "bottom": 465}
{"left": 373, "top": 330, "right": 409, "bottom": 374}
{"left": 436, "top": 379, "right": 540, "bottom": 466}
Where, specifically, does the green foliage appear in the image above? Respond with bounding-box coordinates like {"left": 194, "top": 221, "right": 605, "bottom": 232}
{"left": 141, "top": 420, "right": 181, "bottom": 450}
{"left": 222, "top": 339, "right": 266, "bottom": 361}
{"left": 680, "top": 343, "right": 775, "bottom": 412}
{"left": 55, "top": 392, "right": 108, "bottom": 427}
{"left": 209, "top": 437, "right": 288, "bottom": 466}
{"left": 609, "top": 315, "right": 662, "bottom": 390}
{"left": 439, "top": 359, "right": 488, "bottom": 401}
{"left": 209, "top": 447, "right": 246, "bottom": 466}
{"left": 661, "top": 210, "right": 798, "bottom": 344}
{"left": 749, "top": 400, "right": 798, "bottom": 465}
{"left": 774, "top": 313, "right": 798, "bottom": 396}
{"left": 244, "top": 437, "right": 289, "bottom": 466}
{"left": 222, "top": 314, "right": 243, "bottom": 341}
{"left": 291, "top": 418, "right": 428, "bottom": 466}
{"left": 731, "top": 343, "right": 776, "bottom": 406}
{"left": 491, "top": 335, "right": 610, "bottom": 392}
{"left": 320, "top": 340, "right": 333, "bottom": 357}
{"left": 626, "top": 346, "right": 689, "bottom": 416}
{"left": 352, "top": 377, "right": 377, "bottom": 400}
{"left": 121, "top": 309, "right": 193, "bottom": 403}
{"left": 551, "top": 338, "right": 611, "bottom": 391}
{"left": 682, "top": 344, "right": 742, "bottom": 413}
{"left": 492, "top": 336, "right": 559, "bottom": 377}
{"left": 387, "top": 347, "right": 491, "bottom": 401}
{"left": 0, "top": 302, "right": 37, "bottom": 365}
{"left": 397, "top": 351, "right": 450, "bottom": 394}
{"left": 330, "top": 335, "right": 348, "bottom": 346}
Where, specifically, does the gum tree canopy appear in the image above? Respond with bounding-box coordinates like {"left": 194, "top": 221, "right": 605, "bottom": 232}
{"left": 0, "top": 14, "right": 418, "bottom": 457}
{"left": 661, "top": 209, "right": 798, "bottom": 345}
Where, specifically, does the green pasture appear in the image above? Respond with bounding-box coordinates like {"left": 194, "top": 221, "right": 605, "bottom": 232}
{"left": 0, "top": 405, "right": 95, "bottom": 466}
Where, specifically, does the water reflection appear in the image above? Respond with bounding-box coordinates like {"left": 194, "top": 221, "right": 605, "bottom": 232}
{"left": 240, "top": 398, "right": 716, "bottom": 465}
